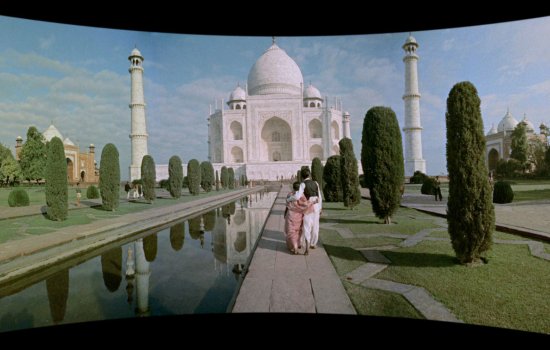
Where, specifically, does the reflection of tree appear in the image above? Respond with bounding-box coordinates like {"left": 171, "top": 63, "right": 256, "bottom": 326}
{"left": 101, "top": 247, "right": 122, "bottom": 292}
{"left": 46, "top": 269, "right": 69, "bottom": 324}
{"left": 203, "top": 210, "right": 216, "bottom": 231}
{"left": 170, "top": 223, "right": 185, "bottom": 251}
{"left": 222, "top": 202, "right": 236, "bottom": 224}
{"left": 188, "top": 216, "right": 202, "bottom": 240}
{"left": 234, "top": 231, "right": 247, "bottom": 252}
{"left": 143, "top": 233, "right": 158, "bottom": 262}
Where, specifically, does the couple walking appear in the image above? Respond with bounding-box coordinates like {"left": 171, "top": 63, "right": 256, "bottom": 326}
{"left": 284, "top": 168, "right": 322, "bottom": 255}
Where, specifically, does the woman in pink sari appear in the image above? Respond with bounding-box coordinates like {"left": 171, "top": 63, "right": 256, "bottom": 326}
{"left": 284, "top": 182, "right": 314, "bottom": 254}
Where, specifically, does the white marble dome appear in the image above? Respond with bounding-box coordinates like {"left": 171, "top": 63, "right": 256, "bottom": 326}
{"left": 520, "top": 115, "right": 535, "bottom": 132}
{"left": 229, "top": 85, "right": 246, "bottom": 101}
{"left": 497, "top": 110, "right": 518, "bottom": 132}
{"left": 63, "top": 137, "right": 75, "bottom": 146}
{"left": 304, "top": 83, "right": 322, "bottom": 99}
{"left": 247, "top": 43, "right": 303, "bottom": 96}
{"left": 404, "top": 35, "right": 418, "bottom": 47}
{"left": 487, "top": 123, "right": 497, "bottom": 135}
{"left": 43, "top": 124, "right": 63, "bottom": 142}
{"left": 130, "top": 48, "right": 143, "bottom": 58}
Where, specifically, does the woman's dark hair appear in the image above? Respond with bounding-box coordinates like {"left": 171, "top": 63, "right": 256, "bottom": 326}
{"left": 292, "top": 182, "right": 300, "bottom": 191}
{"left": 300, "top": 167, "right": 311, "bottom": 179}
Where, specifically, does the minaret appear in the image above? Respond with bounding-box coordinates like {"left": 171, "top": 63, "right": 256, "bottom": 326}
{"left": 342, "top": 111, "right": 351, "bottom": 139}
{"left": 402, "top": 34, "right": 426, "bottom": 175}
{"left": 128, "top": 47, "right": 148, "bottom": 181}
{"left": 15, "top": 136, "right": 23, "bottom": 160}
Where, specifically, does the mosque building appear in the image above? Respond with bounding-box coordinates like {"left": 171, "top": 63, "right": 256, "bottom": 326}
{"left": 485, "top": 109, "right": 549, "bottom": 171}
{"left": 15, "top": 124, "right": 98, "bottom": 184}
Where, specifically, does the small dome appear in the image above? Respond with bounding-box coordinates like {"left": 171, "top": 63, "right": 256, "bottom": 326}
{"left": 63, "top": 137, "right": 75, "bottom": 146}
{"left": 497, "top": 110, "right": 518, "bottom": 132}
{"left": 520, "top": 115, "right": 535, "bottom": 133}
{"left": 487, "top": 123, "right": 497, "bottom": 135}
{"left": 43, "top": 124, "right": 63, "bottom": 142}
{"left": 247, "top": 43, "right": 303, "bottom": 96}
{"left": 343, "top": 111, "right": 350, "bottom": 117}
{"left": 130, "top": 47, "right": 142, "bottom": 58}
{"left": 229, "top": 85, "right": 246, "bottom": 102}
{"left": 304, "top": 83, "right": 322, "bottom": 100}
{"left": 403, "top": 34, "right": 418, "bottom": 48}
{"left": 90, "top": 143, "right": 95, "bottom": 147}
{"left": 16, "top": 136, "right": 22, "bottom": 141}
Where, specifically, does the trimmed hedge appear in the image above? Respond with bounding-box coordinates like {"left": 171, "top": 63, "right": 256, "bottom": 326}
{"left": 421, "top": 177, "right": 437, "bottom": 195}
{"left": 8, "top": 188, "right": 30, "bottom": 207}
{"left": 493, "top": 181, "right": 514, "bottom": 204}
{"left": 86, "top": 185, "right": 100, "bottom": 199}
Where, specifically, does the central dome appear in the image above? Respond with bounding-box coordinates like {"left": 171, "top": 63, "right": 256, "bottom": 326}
{"left": 247, "top": 43, "right": 303, "bottom": 96}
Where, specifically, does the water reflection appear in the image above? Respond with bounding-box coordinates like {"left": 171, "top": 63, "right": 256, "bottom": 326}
{"left": 0, "top": 191, "right": 277, "bottom": 333}
{"left": 101, "top": 247, "right": 122, "bottom": 293}
{"left": 46, "top": 269, "right": 69, "bottom": 324}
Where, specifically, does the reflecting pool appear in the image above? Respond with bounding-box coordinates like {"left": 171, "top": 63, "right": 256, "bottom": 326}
{"left": 0, "top": 191, "right": 277, "bottom": 333}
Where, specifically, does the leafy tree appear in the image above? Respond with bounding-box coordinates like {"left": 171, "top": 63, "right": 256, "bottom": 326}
{"left": 361, "top": 106, "right": 404, "bottom": 224}
{"left": 215, "top": 170, "right": 220, "bottom": 191}
{"left": 200, "top": 161, "right": 214, "bottom": 192}
{"left": 99, "top": 143, "right": 120, "bottom": 211}
{"left": 0, "top": 156, "right": 22, "bottom": 185}
{"left": 339, "top": 138, "right": 361, "bottom": 209}
{"left": 446, "top": 81, "right": 494, "bottom": 264}
{"left": 221, "top": 166, "right": 228, "bottom": 189}
{"left": 19, "top": 126, "right": 47, "bottom": 184}
{"left": 322, "top": 155, "right": 342, "bottom": 202}
{"left": 228, "top": 167, "right": 235, "bottom": 189}
{"left": 311, "top": 157, "right": 324, "bottom": 193}
{"left": 168, "top": 155, "right": 183, "bottom": 198}
{"left": 141, "top": 155, "right": 156, "bottom": 202}
{"left": 45, "top": 137, "right": 68, "bottom": 221}
{"left": 510, "top": 122, "right": 528, "bottom": 169}
{"left": 187, "top": 159, "right": 201, "bottom": 195}
{"left": 527, "top": 138, "right": 547, "bottom": 175}
{"left": 0, "top": 143, "right": 12, "bottom": 163}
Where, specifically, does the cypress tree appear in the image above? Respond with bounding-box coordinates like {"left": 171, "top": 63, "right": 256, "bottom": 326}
{"left": 187, "top": 159, "right": 201, "bottom": 195}
{"left": 168, "top": 155, "right": 183, "bottom": 198}
{"left": 45, "top": 136, "right": 68, "bottom": 221}
{"left": 361, "top": 106, "right": 404, "bottom": 224}
{"left": 311, "top": 157, "right": 324, "bottom": 194}
{"left": 323, "top": 155, "right": 342, "bottom": 202}
{"left": 200, "top": 161, "right": 214, "bottom": 192}
{"left": 221, "top": 166, "right": 228, "bottom": 189}
{"left": 228, "top": 167, "right": 235, "bottom": 189}
{"left": 339, "top": 138, "right": 361, "bottom": 209}
{"left": 446, "top": 81, "right": 494, "bottom": 264}
{"left": 99, "top": 143, "right": 120, "bottom": 211}
{"left": 19, "top": 126, "right": 47, "bottom": 184}
{"left": 215, "top": 170, "right": 220, "bottom": 191}
{"left": 141, "top": 155, "right": 156, "bottom": 202}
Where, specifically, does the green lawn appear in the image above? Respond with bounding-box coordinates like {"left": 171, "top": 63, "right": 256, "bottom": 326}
{"left": 512, "top": 189, "right": 550, "bottom": 202}
{"left": 0, "top": 184, "right": 106, "bottom": 207}
{"left": 0, "top": 188, "right": 234, "bottom": 244}
{"left": 320, "top": 199, "right": 550, "bottom": 334}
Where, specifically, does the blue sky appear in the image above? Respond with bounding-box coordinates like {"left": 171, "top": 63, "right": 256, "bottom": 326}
{"left": 1, "top": 15, "right": 550, "bottom": 177}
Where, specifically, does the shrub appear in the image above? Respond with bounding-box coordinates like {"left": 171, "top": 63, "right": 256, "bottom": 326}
{"left": 182, "top": 176, "right": 189, "bottom": 188}
{"left": 323, "top": 155, "right": 342, "bottom": 202}
{"left": 187, "top": 159, "right": 201, "bottom": 195}
{"left": 45, "top": 137, "right": 68, "bottom": 220}
{"left": 228, "top": 168, "right": 235, "bottom": 189}
{"left": 446, "top": 81, "right": 494, "bottom": 264}
{"left": 168, "top": 155, "right": 183, "bottom": 198}
{"left": 361, "top": 107, "right": 404, "bottom": 224}
{"left": 159, "top": 179, "right": 170, "bottom": 190}
{"left": 86, "top": 185, "right": 100, "bottom": 199}
{"left": 410, "top": 170, "right": 428, "bottom": 184}
{"left": 311, "top": 157, "right": 324, "bottom": 192}
{"left": 421, "top": 177, "right": 437, "bottom": 195}
{"left": 221, "top": 166, "right": 228, "bottom": 189}
{"left": 141, "top": 155, "right": 156, "bottom": 202}
{"left": 99, "top": 143, "right": 120, "bottom": 211}
{"left": 200, "top": 161, "right": 214, "bottom": 192}
{"left": 493, "top": 181, "right": 514, "bottom": 204}
{"left": 339, "top": 138, "right": 361, "bottom": 209}
{"left": 8, "top": 188, "right": 30, "bottom": 207}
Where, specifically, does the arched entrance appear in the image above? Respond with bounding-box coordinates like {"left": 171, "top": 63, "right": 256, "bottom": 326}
{"left": 66, "top": 158, "right": 74, "bottom": 182}
{"left": 261, "top": 117, "right": 292, "bottom": 161}
{"left": 488, "top": 149, "right": 499, "bottom": 171}
{"left": 80, "top": 171, "right": 86, "bottom": 183}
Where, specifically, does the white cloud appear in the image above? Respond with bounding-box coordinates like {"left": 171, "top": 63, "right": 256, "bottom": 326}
{"left": 39, "top": 35, "right": 55, "bottom": 50}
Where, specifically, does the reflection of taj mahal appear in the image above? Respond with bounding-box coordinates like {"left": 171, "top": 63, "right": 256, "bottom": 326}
{"left": 207, "top": 40, "right": 351, "bottom": 180}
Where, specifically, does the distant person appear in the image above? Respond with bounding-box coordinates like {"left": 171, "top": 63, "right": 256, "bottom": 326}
{"left": 434, "top": 176, "right": 443, "bottom": 201}
{"left": 125, "top": 182, "right": 132, "bottom": 199}
{"left": 76, "top": 182, "right": 82, "bottom": 207}
{"left": 488, "top": 171, "right": 494, "bottom": 190}
{"left": 284, "top": 182, "right": 314, "bottom": 254}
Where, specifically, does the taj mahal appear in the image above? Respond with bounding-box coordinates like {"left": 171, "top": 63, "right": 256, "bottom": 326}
{"left": 129, "top": 36, "right": 427, "bottom": 181}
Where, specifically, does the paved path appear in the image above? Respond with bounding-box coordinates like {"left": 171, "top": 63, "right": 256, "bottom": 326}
{"left": 232, "top": 190, "right": 356, "bottom": 314}
{"left": 361, "top": 188, "right": 550, "bottom": 242}
{"left": 0, "top": 187, "right": 263, "bottom": 284}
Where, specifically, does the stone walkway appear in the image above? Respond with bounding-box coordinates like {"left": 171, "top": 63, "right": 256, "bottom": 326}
{"left": 232, "top": 190, "right": 356, "bottom": 314}
{"left": 0, "top": 187, "right": 263, "bottom": 284}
